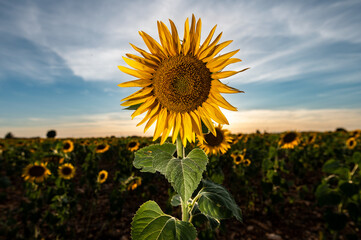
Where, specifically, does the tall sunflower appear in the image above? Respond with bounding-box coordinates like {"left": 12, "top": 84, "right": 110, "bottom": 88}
{"left": 22, "top": 162, "right": 51, "bottom": 183}
{"left": 58, "top": 163, "right": 76, "bottom": 180}
{"left": 197, "top": 125, "right": 233, "bottom": 155}
{"left": 118, "top": 15, "right": 247, "bottom": 146}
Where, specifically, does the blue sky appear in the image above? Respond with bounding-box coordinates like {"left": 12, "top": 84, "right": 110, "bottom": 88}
{"left": 1, "top": 0, "right": 361, "bottom": 138}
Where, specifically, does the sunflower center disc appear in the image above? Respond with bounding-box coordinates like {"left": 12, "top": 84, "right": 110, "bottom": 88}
{"left": 62, "top": 167, "right": 72, "bottom": 175}
{"left": 153, "top": 55, "right": 212, "bottom": 113}
{"left": 129, "top": 142, "right": 137, "bottom": 148}
{"left": 283, "top": 132, "right": 297, "bottom": 143}
{"left": 204, "top": 128, "right": 224, "bottom": 147}
{"left": 29, "top": 166, "right": 45, "bottom": 177}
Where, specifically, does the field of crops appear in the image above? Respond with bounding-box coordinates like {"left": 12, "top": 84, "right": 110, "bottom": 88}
{"left": 1, "top": 130, "right": 361, "bottom": 240}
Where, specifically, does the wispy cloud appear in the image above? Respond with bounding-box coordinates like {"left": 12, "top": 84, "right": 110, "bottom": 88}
{"left": 1, "top": 0, "right": 360, "bottom": 84}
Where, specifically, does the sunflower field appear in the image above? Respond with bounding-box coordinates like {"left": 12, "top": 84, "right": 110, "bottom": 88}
{"left": 1, "top": 130, "right": 361, "bottom": 240}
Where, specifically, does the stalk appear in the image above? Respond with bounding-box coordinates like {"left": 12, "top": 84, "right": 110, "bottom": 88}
{"left": 176, "top": 135, "right": 189, "bottom": 221}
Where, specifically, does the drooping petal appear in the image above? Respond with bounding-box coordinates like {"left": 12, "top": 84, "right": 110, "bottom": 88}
{"left": 117, "top": 79, "right": 152, "bottom": 88}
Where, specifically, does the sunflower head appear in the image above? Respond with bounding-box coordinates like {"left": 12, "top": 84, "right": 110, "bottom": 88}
{"left": 198, "top": 125, "right": 233, "bottom": 155}
{"left": 307, "top": 133, "right": 317, "bottom": 145}
{"left": 118, "top": 14, "right": 248, "bottom": 146}
{"left": 63, "top": 140, "right": 74, "bottom": 153}
{"left": 127, "top": 140, "right": 140, "bottom": 152}
{"left": 97, "top": 170, "right": 108, "bottom": 184}
{"left": 22, "top": 162, "right": 51, "bottom": 183}
{"left": 58, "top": 163, "right": 76, "bottom": 180}
{"left": 95, "top": 143, "right": 110, "bottom": 153}
{"left": 231, "top": 153, "right": 244, "bottom": 165}
{"left": 346, "top": 137, "right": 357, "bottom": 150}
{"left": 279, "top": 131, "right": 300, "bottom": 149}
{"left": 243, "top": 159, "right": 251, "bottom": 167}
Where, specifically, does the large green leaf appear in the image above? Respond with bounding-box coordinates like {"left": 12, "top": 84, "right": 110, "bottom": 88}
{"left": 133, "top": 143, "right": 176, "bottom": 173}
{"left": 131, "top": 201, "right": 196, "bottom": 240}
{"left": 197, "top": 180, "right": 242, "bottom": 222}
{"left": 134, "top": 145, "right": 207, "bottom": 202}
{"left": 164, "top": 148, "right": 208, "bottom": 202}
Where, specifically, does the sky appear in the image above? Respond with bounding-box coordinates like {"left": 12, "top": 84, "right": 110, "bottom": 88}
{"left": 1, "top": 0, "right": 361, "bottom": 138}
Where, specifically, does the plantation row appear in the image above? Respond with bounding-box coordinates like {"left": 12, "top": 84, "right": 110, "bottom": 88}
{"left": 0, "top": 130, "right": 360, "bottom": 239}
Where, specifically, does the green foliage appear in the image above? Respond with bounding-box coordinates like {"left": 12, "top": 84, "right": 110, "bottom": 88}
{"left": 134, "top": 144, "right": 208, "bottom": 202}
{"left": 196, "top": 180, "right": 242, "bottom": 222}
{"left": 131, "top": 201, "right": 196, "bottom": 240}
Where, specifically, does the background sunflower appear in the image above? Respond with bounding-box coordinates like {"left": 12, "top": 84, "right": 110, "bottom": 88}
{"left": 22, "top": 162, "right": 51, "bottom": 183}
{"left": 58, "top": 163, "right": 76, "bottom": 180}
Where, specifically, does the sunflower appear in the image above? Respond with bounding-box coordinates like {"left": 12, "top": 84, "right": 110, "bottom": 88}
{"left": 243, "top": 159, "right": 251, "bottom": 167}
{"left": 63, "top": 140, "right": 74, "bottom": 153}
{"left": 95, "top": 143, "right": 110, "bottom": 153}
{"left": 127, "top": 177, "right": 142, "bottom": 191}
{"left": 58, "top": 163, "right": 76, "bottom": 180}
{"left": 231, "top": 153, "right": 244, "bottom": 165}
{"left": 198, "top": 125, "right": 233, "bottom": 155}
{"left": 127, "top": 140, "right": 140, "bottom": 152}
{"left": 351, "top": 129, "right": 361, "bottom": 139}
{"left": 346, "top": 137, "right": 357, "bottom": 150}
{"left": 279, "top": 131, "right": 300, "bottom": 149}
{"left": 118, "top": 15, "right": 248, "bottom": 146}
{"left": 97, "top": 170, "right": 108, "bottom": 184}
{"left": 22, "top": 162, "right": 51, "bottom": 183}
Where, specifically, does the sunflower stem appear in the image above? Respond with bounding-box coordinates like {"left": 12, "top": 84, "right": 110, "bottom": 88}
{"left": 176, "top": 135, "right": 190, "bottom": 221}
{"left": 176, "top": 135, "right": 184, "bottom": 159}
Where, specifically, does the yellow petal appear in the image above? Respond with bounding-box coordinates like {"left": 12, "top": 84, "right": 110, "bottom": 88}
{"left": 203, "top": 101, "right": 229, "bottom": 124}
{"left": 169, "top": 19, "right": 181, "bottom": 54}
{"left": 209, "top": 91, "right": 237, "bottom": 111}
{"left": 212, "top": 68, "right": 249, "bottom": 79}
{"left": 130, "top": 43, "right": 161, "bottom": 63}
{"left": 118, "top": 66, "right": 153, "bottom": 79}
{"left": 183, "top": 112, "right": 193, "bottom": 144}
{"left": 121, "top": 87, "right": 153, "bottom": 101}
{"left": 161, "top": 112, "right": 175, "bottom": 144}
{"left": 118, "top": 79, "right": 152, "bottom": 88}
{"left": 139, "top": 31, "right": 167, "bottom": 59}
{"left": 121, "top": 96, "right": 150, "bottom": 107}
{"left": 212, "top": 80, "right": 244, "bottom": 94}
{"left": 197, "top": 25, "right": 217, "bottom": 57}
{"left": 189, "top": 111, "right": 202, "bottom": 136}
{"left": 137, "top": 103, "right": 160, "bottom": 127}
{"left": 159, "top": 21, "right": 177, "bottom": 56}
{"left": 201, "top": 40, "right": 233, "bottom": 62}
{"left": 189, "top": 14, "right": 196, "bottom": 54}
{"left": 131, "top": 96, "right": 156, "bottom": 119}
{"left": 126, "top": 53, "right": 158, "bottom": 68}
{"left": 153, "top": 108, "right": 168, "bottom": 141}
{"left": 206, "top": 50, "right": 240, "bottom": 70}
{"left": 183, "top": 18, "right": 190, "bottom": 55}
{"left": 198, "top": 32, "right": 223, "bottom": 60}
{"left": 212, "top": 58, "right": 242, "bottom": 72}
{"left": 144, "top": 113, "right": 158, "bottom": 133}
{"left": 193, "top": 18, "right": 202, "bottom": 55}
{"left": 122, "top": 56, "right": 155, "bottom": 73}
{"left": 197, "top": 107, "right": 216, "bottom": 135}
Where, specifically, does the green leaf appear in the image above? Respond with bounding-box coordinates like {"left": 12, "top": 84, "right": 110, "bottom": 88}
{"left": 171, "top": 195, "right": 181, "bottom": 207}
{"left": 322, "top": 159, "right": 341, "bottom": 174}
{"left": 197, "top": 180, "right": 242, "bottom": 222}
{"left": 131, "top": 200, "right": 196, "bottom": 240}
{"left": 134, "top": 145, "right": 207, "bottom": 202}
{"left": 191, "top": 203, "right": 220, "bottom": 230}
{"left": 352, "top": 152, "right": 361, "bottom": 165}
{"left": 133, "top": 143, "right": 176, "bottom": 173}
{"left": 124, "top": 103, "right": 142, "bottom": 110}
{"left": 165, "top": 148, "right": 208, "bottom": 202}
